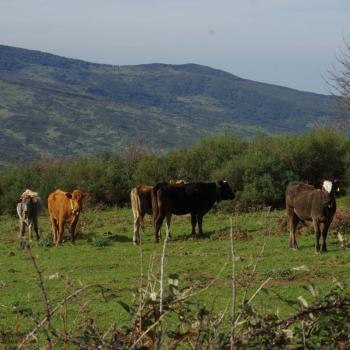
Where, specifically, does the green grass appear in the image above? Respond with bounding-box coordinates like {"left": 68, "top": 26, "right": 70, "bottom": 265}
{"left": 0, "top": 207, "right": 349, "bottom": 347}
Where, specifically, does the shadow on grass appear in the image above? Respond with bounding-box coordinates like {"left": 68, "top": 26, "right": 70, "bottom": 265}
{"left": 108, "top": 234, "right": 132, "bottom": 243}
{"left": 171, "top": 226, "right": 234, "bottom": 242}
{"left": 80, "top": 231, "right": 132, "bottom": 244}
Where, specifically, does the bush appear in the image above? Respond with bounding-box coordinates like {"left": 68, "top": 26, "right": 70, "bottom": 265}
{"left": 0, "top": 129, "right": 349, "bottom": 214}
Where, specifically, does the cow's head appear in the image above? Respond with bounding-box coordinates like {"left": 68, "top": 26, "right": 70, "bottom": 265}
{"left": 217, "top": 180, "right": 234, "bottom": 200}
{"left": 322, "top": 180, "right": 340, "bottom": 195}
{"left": 65, "top": 190, "right": 89, "bottom": 216}
{"left": 20, "top": 196, "right": 36, "bottom": 221}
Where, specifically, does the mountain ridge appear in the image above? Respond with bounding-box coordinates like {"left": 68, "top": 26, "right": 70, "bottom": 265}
{"left": 0, "top": 44, "right": 344, "bottom": 166}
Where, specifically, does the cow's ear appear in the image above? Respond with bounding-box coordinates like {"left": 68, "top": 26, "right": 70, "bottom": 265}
{"left": 65, "top": 193, "right": 72, "bottom": 199}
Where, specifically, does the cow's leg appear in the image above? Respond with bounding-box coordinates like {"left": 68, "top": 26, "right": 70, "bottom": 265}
{"left": 313, "top": 219, "right": 321, "bottom": 253}
{"left": 28, "top": 223, "right": 33, "bottom": 242}
{"left": 57, "top": 221, "right": 65, "bottom": 246}
{"left": 321, "top": 220, "right": 331, "bottom": 252}
{"left": 288, "top": 210, "right": 299, "bottom": 249}
{"left": 190, "top": 213, "right": 197, "bottom": 236}
{"left": 18, "top": 220, "right": 25, "bottom": 242}
{"left": 133, "top": 215, "right": 141, "bottom": 245}
{"left": 154, "top": 211, "right": 165, "bottom": 243}
{"left": 165, "top": 214, "right": 172, "bottom": 239}
{"left": 51, "top": 218, "right": 58, "bottom": 244}
{"left": 70, "top": 219, "right": 78, "bottom": 244}
{"left": 197, "top": 214, "right": 204, "bottom": 236}
{"left": 33, "top": 218, "right": 40, "bottom": 240}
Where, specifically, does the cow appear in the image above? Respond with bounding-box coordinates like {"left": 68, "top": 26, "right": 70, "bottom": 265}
{"left": 285, "top": 180, "right": 338, "bottom": 253}
{"left": 48, "top": 189, "right": 88, "bottom": 246}
{"left": 130, "top": 184, "right": 154, "bottom": 245}
{"left": 152, "top": 181, "right": 234, "bottom": 242}
{"left": 16, "top": 189, "right": 42, "bottom": 242}
{"left": 130, "top": 180, "right": 186, "bottom": 244}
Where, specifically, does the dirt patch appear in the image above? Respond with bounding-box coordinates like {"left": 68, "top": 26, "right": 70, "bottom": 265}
{"left": 330, "top": 210, "right": 350, "bottom": 234}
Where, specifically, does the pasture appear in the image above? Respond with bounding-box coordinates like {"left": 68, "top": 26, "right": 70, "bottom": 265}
{"left": 0, "top": 201, "right": 349, "bottom": 348}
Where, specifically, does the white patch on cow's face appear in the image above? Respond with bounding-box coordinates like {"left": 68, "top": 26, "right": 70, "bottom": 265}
{"left": 323, "top": 180, "right": 333, "bottom": 194}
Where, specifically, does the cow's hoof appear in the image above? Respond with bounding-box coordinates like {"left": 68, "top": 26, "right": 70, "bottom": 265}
{"left": 315, "top": 250, "right": 321, "bottom": 255}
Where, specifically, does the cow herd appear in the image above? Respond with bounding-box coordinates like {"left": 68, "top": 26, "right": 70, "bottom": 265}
{"left": 15, "top": 179, "right": 340, "bottom": 252}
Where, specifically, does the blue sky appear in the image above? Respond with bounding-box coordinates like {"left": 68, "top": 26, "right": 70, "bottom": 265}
{"left": 1, "top": 0, "right": 349, "bottom": 93}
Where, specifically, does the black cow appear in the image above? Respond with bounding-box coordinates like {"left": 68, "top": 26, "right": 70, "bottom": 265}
{"left": 285, "top": 180, "right": 338, "bottom": 253}
{"left": 152, "top": 181, "right": 234, "bottom": 242}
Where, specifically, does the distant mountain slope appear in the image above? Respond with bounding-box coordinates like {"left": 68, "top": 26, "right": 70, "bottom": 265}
{"left": 0, "top": 44, "right": 343, "bottom": 165}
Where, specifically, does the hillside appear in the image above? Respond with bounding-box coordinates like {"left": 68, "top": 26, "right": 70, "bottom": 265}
{"left": 0, "top": 44, "right": 343, "bottom": 165}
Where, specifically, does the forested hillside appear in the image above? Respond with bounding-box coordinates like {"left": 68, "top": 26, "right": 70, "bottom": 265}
{"left": 0, "top": 45, "right": 344, "bottom": 165}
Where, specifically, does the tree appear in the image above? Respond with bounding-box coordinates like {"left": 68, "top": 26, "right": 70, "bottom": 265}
{"left": 329, "top": 37, "right": 350, "bottom": 113}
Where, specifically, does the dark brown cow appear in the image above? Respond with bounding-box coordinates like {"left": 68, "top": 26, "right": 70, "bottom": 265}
{"left": 152, "top": 181, "right": 234, "bottom": 242}
{"left": 130, "top": 180, "right": 186, "bottom": 244}
{"left": 285, "top": 180, "right": 338, "bottom": 253}
{"left": 48, "top": 189, "right": 88, "bottom": 246}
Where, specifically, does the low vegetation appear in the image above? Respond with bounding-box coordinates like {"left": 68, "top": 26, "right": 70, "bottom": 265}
{"left": 0, "top": 129, "right": 349, "bottom": 215}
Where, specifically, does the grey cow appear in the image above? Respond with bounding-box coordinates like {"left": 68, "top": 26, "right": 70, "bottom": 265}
{"left": 16, "top": 189, "right": 42, "bottom": 241}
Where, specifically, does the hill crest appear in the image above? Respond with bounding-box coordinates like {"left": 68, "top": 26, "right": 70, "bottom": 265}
{"left": 0, "top": 44, "right": 344, "bottom": 165}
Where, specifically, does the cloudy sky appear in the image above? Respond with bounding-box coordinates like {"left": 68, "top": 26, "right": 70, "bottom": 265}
{"left": 1, "top": 0, "right": 349, "bottom": 94}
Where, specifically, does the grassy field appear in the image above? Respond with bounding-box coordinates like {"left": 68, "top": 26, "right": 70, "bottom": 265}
{"left": 0, "top": 203, "right": 349, "bottom": 348}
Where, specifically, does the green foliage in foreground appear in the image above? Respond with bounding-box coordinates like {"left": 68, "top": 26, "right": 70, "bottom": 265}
{"left": 0, "top": 129, "right": 349, "bottom": 214}
{"left": 0, "top": 206, "right": 349, "bottom": 348}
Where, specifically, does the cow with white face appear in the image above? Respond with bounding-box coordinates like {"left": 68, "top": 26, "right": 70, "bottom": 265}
{"left": 285, "top": 179, "right": 339, "bottom": 253}
{"left": 16, "top": 189, "right": 42, "bottom": 242}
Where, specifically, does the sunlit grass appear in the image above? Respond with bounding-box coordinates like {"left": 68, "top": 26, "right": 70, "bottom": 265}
{"left": 0, "top": 206, "right": 349, "bottom": 347}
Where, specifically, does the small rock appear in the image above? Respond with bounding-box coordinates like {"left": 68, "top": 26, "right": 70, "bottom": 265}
{"left": 48, "top": 272, "right": 60, "bottom": 280}
{"left": 291, "top": 265, "right": 309, "bottom": 272}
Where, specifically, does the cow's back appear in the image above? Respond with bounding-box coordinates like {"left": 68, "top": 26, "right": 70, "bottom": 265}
{"left": 286, "top": 182, "right": 314, "bottom": 207}
{"left": 48, "top": 190, "right": 69, "bottom": 220}
{"left": 154, "top": 182, "right": 217, "bottom": 215}
{"left": 286, "top": 181, "right": 330, "bottom": 221}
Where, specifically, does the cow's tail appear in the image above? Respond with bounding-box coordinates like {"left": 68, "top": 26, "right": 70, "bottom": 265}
{"left": 131, "top": 188, "right": 144, "bottom": 229}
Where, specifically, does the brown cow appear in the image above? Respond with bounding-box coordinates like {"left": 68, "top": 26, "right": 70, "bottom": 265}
{"left": 48, "top": 189, "right": 88, "bottom": 246}
{"left": 130, "top": 180, "right": 186, "bottom": 244}
{"left": 285, "top": 180, "right": 338, "bottom": 253}
{"left": 130, "top": 184, "right": 154, "bottom": 245}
